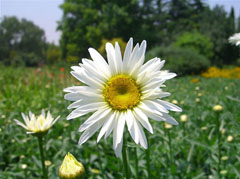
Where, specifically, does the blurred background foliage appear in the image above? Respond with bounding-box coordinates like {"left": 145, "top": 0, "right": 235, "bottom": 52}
{"left": 0, "top": 0, "right": 240, "bottom": 74}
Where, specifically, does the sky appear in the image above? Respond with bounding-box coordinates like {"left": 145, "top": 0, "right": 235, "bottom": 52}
{"left": 1, "top": 0, "right": 240, "bottom": 45}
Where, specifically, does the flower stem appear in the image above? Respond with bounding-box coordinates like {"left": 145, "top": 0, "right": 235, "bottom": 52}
{"left": 37, "top": 136, "right": 48, "bottom": 179}
{"left": 216, "top": 113, "right": 221, "bottom": 178}
{"left": 167, "top": 130, "right": 173, "bottom": 165}
{"left": 134, "top": 147, "right": 139, "bottom": 179}
{"left": 122, "top": 140, "right": 130, "bottom": 179}
{"left": 145, "top": 133, "right": 151, "bottom": 178}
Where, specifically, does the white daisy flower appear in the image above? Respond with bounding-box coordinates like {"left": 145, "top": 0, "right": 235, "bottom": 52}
{"left": 64, "top": 38, "right": 182, "bottom": 157}
{"left": 229, "top": 33, "right": 240, "bottom": 46}
{"left": 15, "top": 110, "right": 60, "bottom": 135}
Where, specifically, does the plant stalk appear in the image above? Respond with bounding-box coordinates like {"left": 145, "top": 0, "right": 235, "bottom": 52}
{"left": 38, "top": 136, "right": 48, "bottom": 179}
{"left": 216, "top": 113, "right": 221, "bottom": 178}
{"left": 122, "top": 140, "right": 130, "bottom": 179}
{"left": 134, "top": 147, "right": 139, "bottom": 179}
{"left": 145, "top": 133, "right": 151, "bottom": 178}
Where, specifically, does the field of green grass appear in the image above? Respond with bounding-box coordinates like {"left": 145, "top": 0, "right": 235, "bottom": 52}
{"left": 0, "top": 65, "right": 240, "bottom": 178}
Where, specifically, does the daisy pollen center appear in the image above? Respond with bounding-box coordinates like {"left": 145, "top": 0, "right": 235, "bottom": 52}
{"left": 104, "top": 74, "right": 141, "bottom": 110}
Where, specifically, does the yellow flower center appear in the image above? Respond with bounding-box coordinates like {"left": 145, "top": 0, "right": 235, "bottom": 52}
{"left": 104, "top": 74, "right": 141, "bottom": 110}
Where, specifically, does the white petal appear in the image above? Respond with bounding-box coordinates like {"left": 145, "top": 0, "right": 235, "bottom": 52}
{"left": 97, "top": 111, "right": 115, "bottom": 142}
{"left": 113, "top": 113, "right": 125, "bottom": 149}
{"left": 71, "top": 71, "right": 103, "bottom": 89}
{"left": 141, "top": 79, "right": 165, "bottom": 92}
{"left": 64, "top": 86, "right": 100, "bottom": 93}
{"left": 135, "top": 120, "right": 148, "bottom": 149}
{"left": 115, "top": 137, "right": 123, "bottom": 158}
{"left": 143, "top": 100, "right": 169, "bottom": 113}
{"left": 146, "top": 91, "right": 171, "bottom": 100}
{"left": 122, "top": 37, "right": 133, "bottom": 71}
{"left": 67, "top": 108, "right": 93, "bottom": 120}
{"left": 81, "top": 59, "right": 107, "bottom": 82}
{"left": 74, "top": 102, "right": 106, "bottom": 112}
{"left": 114, "top": 42, "right": 123, "bottom": 73}
{"left": 78, "top": 107, "right": 111, "bottom": 132}
{"left": 64, "top": 90, "right": 102, "bottom": 101}
{"left": 129, "top": 40, "right": 146, "bottom": 77}
{"left": 157, "top": 100, "right": 182, "bottom": 112}
{"left": 88, "top": 48, "right": 111, "bottom": 77}
{"left": 161, "top": 113, "right": 179, "bottom": 125}
{"left": 159, "top": 72, "right": 176, "bottom": 80}
{"left": 127, "top": 43, "right": 139, "bottom": 70}
{"left": 14, "top": 119, "right": 28, "bottom": 130}
{"left": 139, "top": 101, "right": 163, "bottom": 116}
{"left": 78, "top": 120, "right": 105, "bottom": 145}
{"left": 125, "top": 109, "right": 134, "bottom": 131}
{"left": 21, "top": 113, "right": 30, "bottom": 126}
{"left": 133, "top": 108, "right": 153, "bottom": 134}
{"left": 104, "top": 112, "right": 118, "bottom": 139}
{"left": 106, "top": 42, "right": 119, "bottom": 75}
{"left": 127, "top": 114, "right": 139, "bottom": 145}
{"left": 141, "top": 109, "right": 165, "bottom": 122}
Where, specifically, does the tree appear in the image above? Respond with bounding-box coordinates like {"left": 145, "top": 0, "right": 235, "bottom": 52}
{"left": 198, "top": 6, "right": 238, "bottom": 65}
{"left": 0, "top": 16, "right": 46, "bottom": 65}
{"left": 58, "top": 0, "right": 141, "bottom": 60}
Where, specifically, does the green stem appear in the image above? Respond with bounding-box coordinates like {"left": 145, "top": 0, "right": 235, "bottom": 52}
{"left": 134, "top": 147, "right": 139, "bottom": 179}
{"left": 38, "top": 136, "right": 48, "bottom": 179}
{"left": 216, "top": 113, "right": 221, "bottom": 178}
{"left": 122, "top": 140, "right": 130, "bottom": 179}
{"left": 167, "top": 130, "right": 173, "bottom": 165}
{"left": 145, "top": 133, "right": 151, "bottom": 178}
{"left": 96, "top": 142, "right": 104, "bottom": 178}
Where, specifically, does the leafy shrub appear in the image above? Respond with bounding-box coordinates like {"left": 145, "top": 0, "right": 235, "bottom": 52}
{"left": 4, "top": 52, "right": 41, "bottom": 66}
{"left": 66, "top": 55, "right": 79, "bottom": 63}
{"left": 98, "top": 38, "right": 127, "bottom": 57}
{"left": 146, "top": 46, "right": 210, "bottom": 76}
{"left": 46, "top": 48, "right": 61, "bottom": 64}
{"left": 173, "top": 31, "right": 214, "bottom": 60}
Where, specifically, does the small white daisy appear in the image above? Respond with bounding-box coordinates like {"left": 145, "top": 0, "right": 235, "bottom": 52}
{"left": 64, "top": 38, "right": 182, "bottom": 157}
{"left": 229, "top": 33, "right": 240, "bottom": 46}
{"left": 15, "top": 110, "right": 60, "bottom": 135}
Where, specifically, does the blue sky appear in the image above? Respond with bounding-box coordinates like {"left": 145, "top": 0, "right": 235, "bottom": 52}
{"left": 1, "top": 0, "right": 240, "bottom": 45}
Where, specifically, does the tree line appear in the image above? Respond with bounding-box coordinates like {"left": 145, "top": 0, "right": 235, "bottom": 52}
{"left": 0, "top": 0, "right": 239, "bottom": 69}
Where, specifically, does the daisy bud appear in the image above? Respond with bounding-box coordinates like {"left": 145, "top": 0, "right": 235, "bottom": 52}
{"left": 180, "top": 114, "right": 187, "bottom": 122}
{"left": 221, "top": 129, "right": 226, "bottom": 135}
{"left": 195, "top": 98, "right": 200, "bottom": 103}
{"left": 227, "top": 135, "right": 233, "bottom": 142}
{"left": 213, "top": 105, "right": 223, "bottom": 112}
{"left": 220, "top": 170, "right": 228, "bottom": 175}
{"left": 171, "top": 99, "right": 178, "bottom": 105}
{"left": 91, "top": 169, "right": 100, "bottom": 174}
{"left": 21, "top": 164, "right": 28, "bottom": 169}
{"left": 221, "top": 156, "right": 228, "bottom": 161}
{"left": 45, "top": 160, "right": 52, "bottom": 167}
{"left": 165, "top": 123, "right": 173, "bottom": 129}
{"left": 201, "top": 126, "right": 207, "bottom": 131}
{"left": 59, "top": 153, "right": 85, "bottom": 179}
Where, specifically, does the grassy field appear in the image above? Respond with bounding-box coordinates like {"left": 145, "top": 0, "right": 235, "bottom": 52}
{"left": 0, "top": 65, "right": 240, "bottom": 178}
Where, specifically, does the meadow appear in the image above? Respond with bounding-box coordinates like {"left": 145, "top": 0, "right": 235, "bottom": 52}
{"left": 0, "top": 65, "right": 240, "bottom": 179}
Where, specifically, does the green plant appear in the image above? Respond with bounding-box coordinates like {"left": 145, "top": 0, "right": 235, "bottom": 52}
{"left": 146, "top": 46, "right": 210, "bottom": 76}
{"left": 173, "top": 31, "right": 214, "bottom": 60}
{"left": 46, "top": 48, "right": 61, "bottom": 64}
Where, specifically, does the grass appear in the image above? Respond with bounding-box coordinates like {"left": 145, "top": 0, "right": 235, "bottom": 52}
{"left": 0, "top": 65, "right": 240, "bottom": 178}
